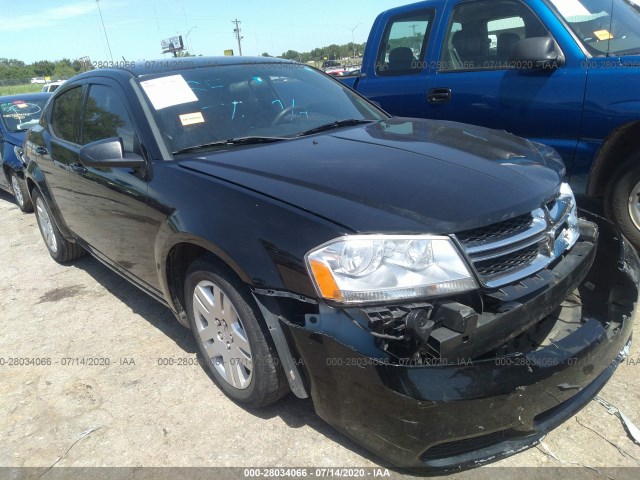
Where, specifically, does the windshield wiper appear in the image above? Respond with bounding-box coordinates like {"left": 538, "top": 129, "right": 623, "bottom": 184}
{"left": 172, "top": 136, "right": 288, "bottom": 155}
{"left": 297, "top": 119, "right": 375, "bottom": 137}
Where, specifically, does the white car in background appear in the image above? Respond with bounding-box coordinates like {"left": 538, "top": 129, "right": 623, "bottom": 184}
{"left": 41, "top": 81, "right": 65, "bottom": 93}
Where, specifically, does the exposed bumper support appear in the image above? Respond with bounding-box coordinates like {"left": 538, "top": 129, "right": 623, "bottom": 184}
{"left": 278, "top": 211, "right": 638, "bottom": 471}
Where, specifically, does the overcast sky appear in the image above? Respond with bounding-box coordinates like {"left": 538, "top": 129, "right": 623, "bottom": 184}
{"left": 0, "top": 0, "right": 412, "bottom": 63}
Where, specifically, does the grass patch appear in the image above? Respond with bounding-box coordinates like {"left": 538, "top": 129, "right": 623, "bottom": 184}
{"left": 0, "top": 84, "right": 43, "bottom": 96}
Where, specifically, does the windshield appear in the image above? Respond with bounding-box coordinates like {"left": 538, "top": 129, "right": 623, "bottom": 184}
{"left": 0, "top": 98, "right": 48, "bottom": 132}
{"left": 136, "top": 63, "right": 386, "bottom": 154}
{"left": 549, "top": 0, "right": 640, "bottom": 55}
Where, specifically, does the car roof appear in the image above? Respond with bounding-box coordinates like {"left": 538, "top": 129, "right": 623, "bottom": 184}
{"left": 69, "top": 56, "right": 297, "bottom": 82}
{"left": 0, "top": 92, "right": 52, "bottom": 102}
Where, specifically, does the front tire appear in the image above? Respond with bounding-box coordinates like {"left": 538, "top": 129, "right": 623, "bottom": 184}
{"left": 32, "top": 189, "right": 85, "bottom": 263}
{"left": 11, "top": 172, "right": 33, "bottom": 213}
{"left": 605, "top": 153, "right": 640, "bottom": 250}
{"left": 185, "top": 257, "right": 288, "bottom": 407}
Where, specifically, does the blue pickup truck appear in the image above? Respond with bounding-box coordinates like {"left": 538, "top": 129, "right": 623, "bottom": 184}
{"left": 341, "top": 0, "right": 640, "bottom": 247}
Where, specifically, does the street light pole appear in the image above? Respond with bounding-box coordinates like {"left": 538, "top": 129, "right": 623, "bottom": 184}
{"left": 348, "top": 23, "right": 362, "bottom": 60}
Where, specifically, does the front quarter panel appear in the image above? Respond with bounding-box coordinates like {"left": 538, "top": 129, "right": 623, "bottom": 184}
{"left": 150, "top": 160, "right": 349, "bottom": 310}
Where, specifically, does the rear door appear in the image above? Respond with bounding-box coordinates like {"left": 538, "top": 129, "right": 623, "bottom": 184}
{"left": 424, "top": 0, "right": 587, "bottom": 168}
{"left": 356, "top": 8, "right": 437, "bottom": 117}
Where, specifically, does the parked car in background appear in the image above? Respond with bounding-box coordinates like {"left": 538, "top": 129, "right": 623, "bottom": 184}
{"left": 321, "top": 59, "right": 341, "bottom": 69}
{"left": 339, "top": 0, "right": 640, "bottom": 249}
{"left": 23, "top": 57, "right": 637, "bottom": 471}
{"left": 41, "top": 80, "right": 65, "bottom": 93}
{"left": 0, "top": 92, "right": 51, "bottom": 211}
{"left": 30, "top": 77, "right": 46, "bottom": 84}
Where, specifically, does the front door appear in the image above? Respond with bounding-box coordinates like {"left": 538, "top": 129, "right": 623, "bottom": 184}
{"left": 356, "top": 8, "right": 436, "bottom": 117}
{"left": 425, "top": 0, "right": 587, "bottom": 168}
{"left": 66, "top": 81, "right": 161, "bottom": 290}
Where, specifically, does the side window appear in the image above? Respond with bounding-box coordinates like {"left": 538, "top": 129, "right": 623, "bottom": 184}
{"left": 51, "top": 87, "right": 83, "bottom": 144}
{"left": 376, "top": 10, "right": 434, "bottom": 75}
{"left": 82, "top": 85, "right": 137, "bottom": 153}
{"left": 440, "top": 0, "right": 550, "bottom": 71}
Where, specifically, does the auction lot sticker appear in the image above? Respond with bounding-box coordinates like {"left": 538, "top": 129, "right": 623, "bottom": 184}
{"left": 140, "top": 74, "right": 198, "bottom": 110}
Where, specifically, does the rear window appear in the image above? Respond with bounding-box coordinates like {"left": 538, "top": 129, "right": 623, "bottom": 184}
{"left": 0, "top": 98, "right": 48, "bottom": 132}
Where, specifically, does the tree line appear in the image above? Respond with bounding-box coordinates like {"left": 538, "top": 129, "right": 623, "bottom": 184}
{"left": 267, "top": 41, "right": 368, "bottom": 64}
{"left": 0, "top": 40, "right": 368, "bottom": 86}
{"left": 0, "top": 58, "right": 92, "bottom": 85}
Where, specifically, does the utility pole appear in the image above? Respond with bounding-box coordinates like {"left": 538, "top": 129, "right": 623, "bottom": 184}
{"left": 232, "top": 19, "right": 243, "bottom": 56}
{"left": 96, "top": 0, "right": 113, "bottom": 62}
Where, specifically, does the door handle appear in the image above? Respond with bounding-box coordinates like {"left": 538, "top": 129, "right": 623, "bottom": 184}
{"left": 36, "top": 146, "right": 48, "bottom": 155}
{"left": 427, "top": 88, "right": 452, "bottom": 103}
{"left": 70, "top": 163, "right": 88, "bottom": 174}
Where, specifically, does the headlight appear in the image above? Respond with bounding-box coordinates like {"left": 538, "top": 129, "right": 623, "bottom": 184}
{"left": 559, "top": 183, "right": 580, "bottom": 249}
{"left": 305, "top": 235, "right": 478, "bottom": 304}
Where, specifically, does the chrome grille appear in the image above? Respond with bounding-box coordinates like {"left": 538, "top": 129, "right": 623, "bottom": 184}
{"left": 455, "top": 193, "right": 579, "bottom": 289}
{"left": 474, "top": 244, "right": 540, "bottom": 278}
{"left": 455, "top": 213, "right": 533, "bottom": 246}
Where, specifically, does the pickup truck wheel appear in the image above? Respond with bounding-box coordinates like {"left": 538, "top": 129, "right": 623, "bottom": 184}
{"left": 11, "top": 172, "right": 33, "bottom": 213}
{"left": 185, "top": 258, "right": 288, "bottom": 407}
{"left": 32, "top": 189, "right": 85, "bottom": 263}
{"left": 605, "top": 154, "right": 640, "bottom": 250}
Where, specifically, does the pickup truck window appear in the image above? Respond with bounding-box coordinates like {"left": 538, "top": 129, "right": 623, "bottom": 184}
{"left": 440, "top": 0, "right": 550, "bottom": 71}
{"left": 548, "top": 0, "right": 640, "bottom": 56}
{"left": 375, "top": 10, "right": 434, "bottom": 75}
{"left": 51, "top": 86, "right": 83, "bottom": 144}
{"left": 82, "top": 85, "right": 137, "bottom": 153}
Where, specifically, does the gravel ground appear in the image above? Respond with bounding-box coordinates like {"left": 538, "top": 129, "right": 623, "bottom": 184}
{"left": 0, "top": 188, "right": 639, "bottom": 479}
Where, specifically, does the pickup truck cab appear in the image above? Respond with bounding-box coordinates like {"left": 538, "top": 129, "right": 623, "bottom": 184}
{"left": 341, "top": 0, "right": 640, "bottom": 248}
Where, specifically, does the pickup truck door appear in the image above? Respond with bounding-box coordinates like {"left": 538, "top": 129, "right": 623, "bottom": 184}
{"left": 355, "top": 7, "right": 438, "bottom": 117}
{"left": 424, "top": 0, "right": 587, "bottom": 173}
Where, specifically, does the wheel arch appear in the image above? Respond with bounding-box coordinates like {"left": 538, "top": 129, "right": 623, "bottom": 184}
{"left": 1, "top": 163, "right": 12, "bottom": 185}
{"left": 162, "top": 237, "right": 253, "bottom": 328}
{"left": 587, "top": 120, "right": 640, "bottom": 198}
{"left": 26, "top": 166, "right": 75, "bottom": 239}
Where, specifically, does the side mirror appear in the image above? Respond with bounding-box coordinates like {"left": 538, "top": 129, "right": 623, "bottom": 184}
{"left": 79, "top": 137, "right": 145, "bottom": 168}
{"left": 510, "top": 37, "right": 565, "bottom": 69}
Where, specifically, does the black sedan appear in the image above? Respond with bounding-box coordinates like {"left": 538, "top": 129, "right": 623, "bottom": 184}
{"left": 22, "top": 57, "right": 638, "bottom": 471}
{"left": 0, "top": 92, "right": 51, "bottom": 211}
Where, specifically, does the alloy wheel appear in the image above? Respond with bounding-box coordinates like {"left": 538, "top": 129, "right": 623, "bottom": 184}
{"left": 192, "top": 280, "right": 253, "bottom": 389}
{"left": 36, "top": 197, "right": 58, "bottom": 254}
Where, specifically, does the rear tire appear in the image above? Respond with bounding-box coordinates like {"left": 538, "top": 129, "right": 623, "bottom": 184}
{"left": 605, "top": 153, "right": 640, "bottom": 250}
{"left": 185, "top": 256, "right": 288, "bottom": 407}
{"left": 32, "top": 189, "right": 85, "bottom": 263}
{"left": 11, "top": 172, "right": 33, "bottom": 213}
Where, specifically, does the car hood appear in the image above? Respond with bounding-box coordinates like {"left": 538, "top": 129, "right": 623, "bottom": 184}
{"left": 177, "top": 118, "right": 564, "bottom": 233}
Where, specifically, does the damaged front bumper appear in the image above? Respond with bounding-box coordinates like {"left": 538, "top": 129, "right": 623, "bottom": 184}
{"left": 269, "top": 212, "right": 639, "bottom": 472}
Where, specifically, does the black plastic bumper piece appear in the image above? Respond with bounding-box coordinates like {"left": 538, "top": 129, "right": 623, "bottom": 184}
{"left": 280, "top": 211, "right": 638, "bottom": 472}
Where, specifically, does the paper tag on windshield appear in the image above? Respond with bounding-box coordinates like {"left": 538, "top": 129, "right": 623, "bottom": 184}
{"left": 594, "top": 30, "right": 613, "bottom": 41}
{"left": 179, "top": 112, "right": 205, "bottom": 126}
{"left": 140, "top": 75, "right": 198, "bottom": 110}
